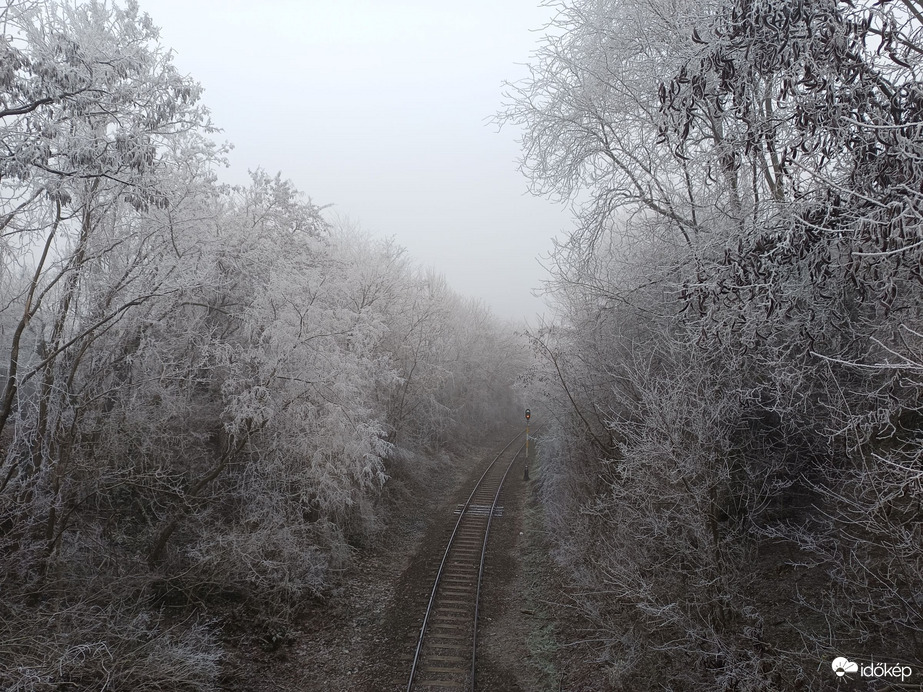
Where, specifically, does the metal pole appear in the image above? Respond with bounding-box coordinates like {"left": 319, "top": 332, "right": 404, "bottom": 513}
{"left": 523, "top": 424, "right": 529, "bottom": 481}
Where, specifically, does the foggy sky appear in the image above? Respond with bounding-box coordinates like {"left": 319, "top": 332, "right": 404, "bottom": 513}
{"left": 142, "top": 0, "right": 573, "bottom": 323}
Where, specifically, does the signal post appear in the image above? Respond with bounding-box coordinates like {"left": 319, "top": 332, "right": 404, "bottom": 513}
{"left": 524, "top": 408, "right": 530, "bottom": 481}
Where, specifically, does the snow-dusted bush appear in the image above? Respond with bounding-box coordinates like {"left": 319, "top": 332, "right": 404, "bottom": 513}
{"left": 0, "top": 601, "right": 220, "bottom": 692}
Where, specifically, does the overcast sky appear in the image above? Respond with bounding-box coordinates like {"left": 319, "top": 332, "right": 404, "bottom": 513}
{"left": 140, "top": 0, "right": 572, "bottom": 323}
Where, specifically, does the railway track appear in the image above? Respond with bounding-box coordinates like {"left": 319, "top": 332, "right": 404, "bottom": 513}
{"left": 405, "top": 431, "right": 527, "bottom": 692}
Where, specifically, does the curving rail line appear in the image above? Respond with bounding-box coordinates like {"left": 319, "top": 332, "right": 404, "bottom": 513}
{"left": 406, "top": 430, "right": 528, "bottom": 691}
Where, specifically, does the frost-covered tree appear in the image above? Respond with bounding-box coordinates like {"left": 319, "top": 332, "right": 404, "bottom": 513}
{"left": 0, "top": 0, "right": 216, "bottom": 438}
{"left": 0, "top": 2, "right": 525, "bottom": 688}
{"left": 505, "top": 0, "right": 923, "bottom": 687}
{"left": 0, "top": 1, "right": 225, "bottom": 687}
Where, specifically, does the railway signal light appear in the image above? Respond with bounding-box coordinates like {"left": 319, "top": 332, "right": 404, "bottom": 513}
{"left": 525, "top": 408, "right": 531, "bottom": 421}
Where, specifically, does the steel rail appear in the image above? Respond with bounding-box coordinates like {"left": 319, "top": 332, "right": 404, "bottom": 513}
{"left": 405, "top": 430, "right": 525, "bottom": 692}
{"left": 469, "top": 432, "right": 524, "bottom": 690}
